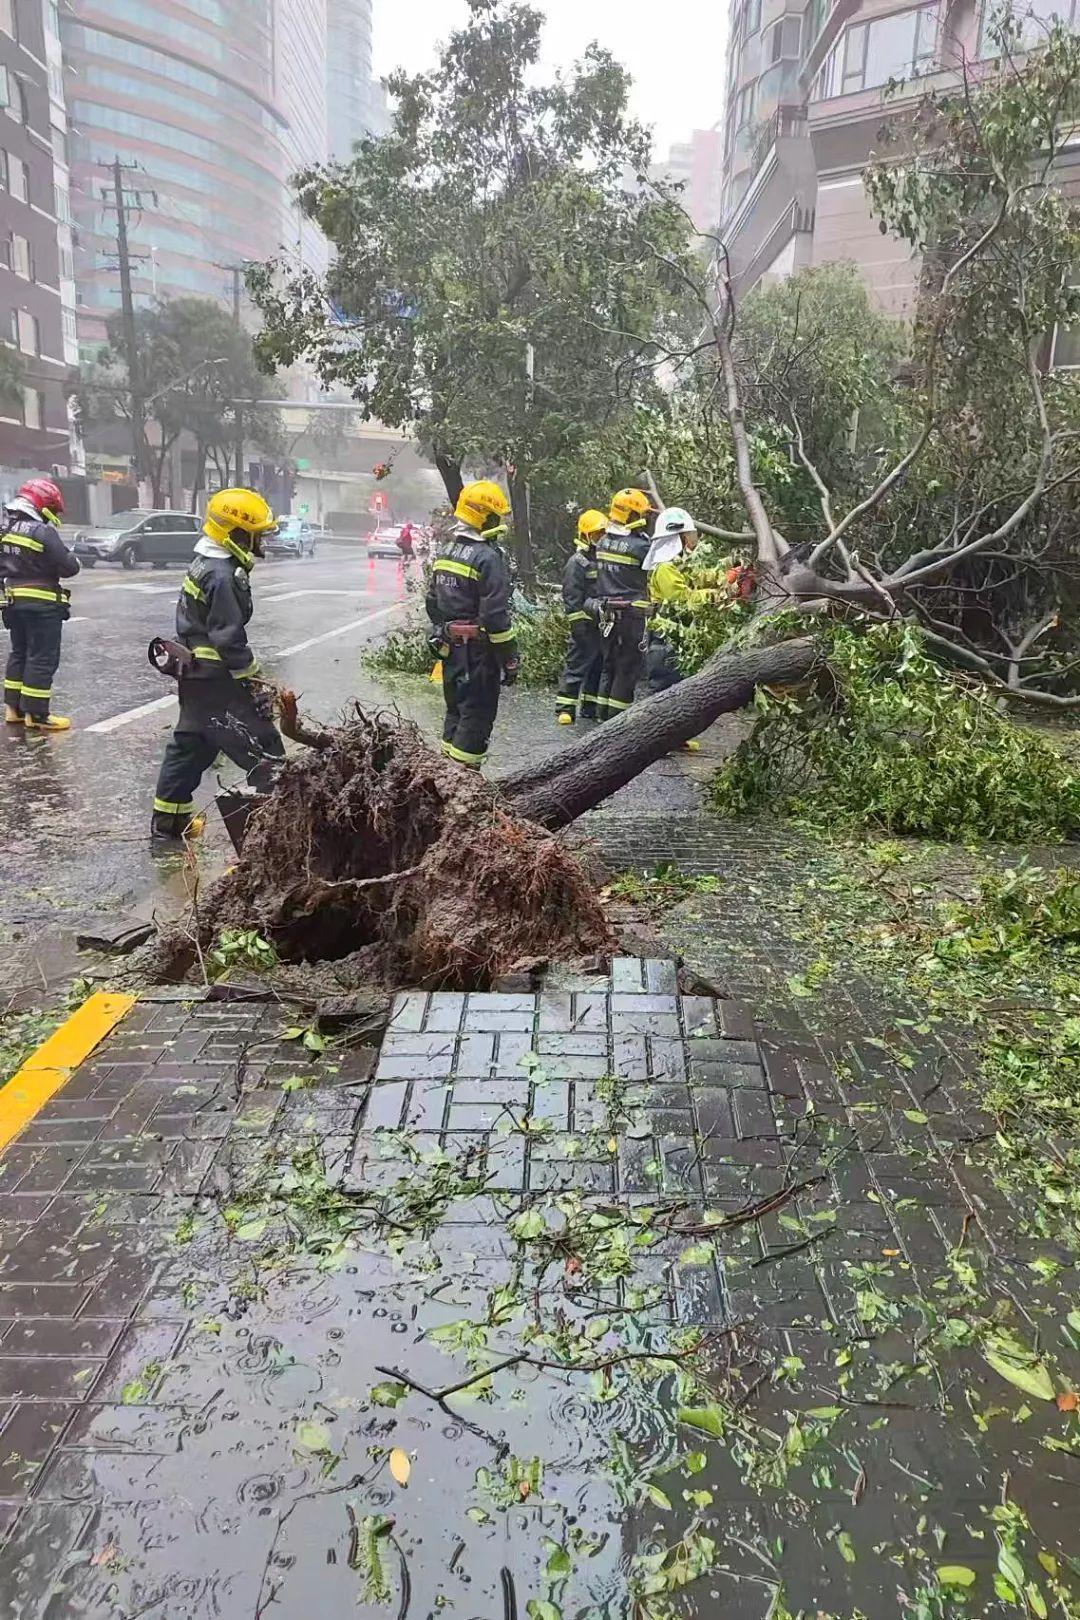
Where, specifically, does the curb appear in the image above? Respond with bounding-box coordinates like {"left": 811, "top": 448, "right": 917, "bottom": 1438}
{"left": 0, "top": 992, "right": 137, "bottom": 1153}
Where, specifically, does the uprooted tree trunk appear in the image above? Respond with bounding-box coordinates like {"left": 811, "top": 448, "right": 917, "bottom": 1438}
{"left": 152, "top": 635, "right": 818, "bottom": 989}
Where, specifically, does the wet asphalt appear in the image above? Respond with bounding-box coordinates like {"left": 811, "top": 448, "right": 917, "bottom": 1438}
{"left": 0, "top": 545, "right": 414, "bottom": 999}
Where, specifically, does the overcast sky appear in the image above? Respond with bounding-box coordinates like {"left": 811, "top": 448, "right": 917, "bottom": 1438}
{"left": 372, "top": 1, "right": 727, "bottom": 158}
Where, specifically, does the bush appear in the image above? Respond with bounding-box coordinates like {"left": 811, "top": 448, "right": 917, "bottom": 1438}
{"left": 364, "top": 599, "right": 571, "bottom": 687}
{"left": 712, "top": 623, "right": 1080, "bottom": 841}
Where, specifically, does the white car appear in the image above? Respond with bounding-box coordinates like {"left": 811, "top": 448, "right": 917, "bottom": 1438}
{"left": 367, "top": 526, "right": 407, "bottom": 559}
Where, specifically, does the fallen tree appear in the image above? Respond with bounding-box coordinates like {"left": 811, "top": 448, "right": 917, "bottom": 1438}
{"left": 151, "top": 635, "right": 818, "bottom": 988}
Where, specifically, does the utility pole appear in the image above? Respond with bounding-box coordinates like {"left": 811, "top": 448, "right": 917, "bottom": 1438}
{"left": 100, "top": 157, "right": 153, "bottom": 488}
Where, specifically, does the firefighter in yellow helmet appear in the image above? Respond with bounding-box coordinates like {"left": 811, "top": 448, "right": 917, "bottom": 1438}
{"left": 425, "top": 479, "right": 519, "bottom": 768}
{"left": 555, "top": 508, "right": 607, "bottom": 724}
{"left": 151, "top": 488, "right": 284, "bottom": 842}
{"left": 594, "top": 487, "right": 655, "bottom": 718}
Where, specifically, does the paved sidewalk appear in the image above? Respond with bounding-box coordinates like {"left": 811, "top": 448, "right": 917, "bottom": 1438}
{"left": 0, "top": 960, "right": 1076, "bottom": 1618}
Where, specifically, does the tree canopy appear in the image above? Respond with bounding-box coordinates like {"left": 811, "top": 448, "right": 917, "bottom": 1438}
{"left": 248, "top": 0, "right": 694, "bottom": 575}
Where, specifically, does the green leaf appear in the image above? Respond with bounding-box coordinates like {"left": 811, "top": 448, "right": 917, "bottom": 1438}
{"left": 683, "top": 1488, "right": 713, "bottom": 1508}
{"left": 281, "top": 1026, "right": 305, "bottom": 1041}
{"left": 369, "top": 1381, "right": 407, "bottom": 1408}
{"left": 937, "top": 1566, "right": 977, "bottom": 1588}
{"left": 1067, "top": 1309, "right": 1080, "bottom": 1335}
{"left": 678, "top": 1242, "right": 715, "bottom": 1267}
{"left": 683, "top": 1450, "right": 707, "bottom": 1475}
{"left": 526, "top": 1604, "right": 562, "bottom": 1620}
{"left": 678, "top": 1404, "right": 727, "bottom": 1438}
{"left": 1027, "top": 1584, "right": 1048, "bottom": 1619}
{"left": 644, "top": 1483, "right": 672, "bottom": 1510}
{"left": 295, "top": 1419, "right": 331, "bottom": 1453}
{"left": 510, "top": 1207, "right": 545, "bottom": 1240}
{"left": 836, "top": 1531, "right": 857, "bottom": 1564}
{"left": 998, "top": 1545, "right": 1026, "bottom": 1593}
{"left": 544, "top": 1540, "right": 572, "bottom": 1578}
{"left": 234, "top": 1217, "right": 267, "bottom": 1242}
{"left": 302, "top": 1028, "right": 327, "bottom": 1053}
{"left": 903, "top": 1109, "right": 928, "bottom": 1125}
{"left": 984, "top": 1339, "right": 1055, "bottom": 1402}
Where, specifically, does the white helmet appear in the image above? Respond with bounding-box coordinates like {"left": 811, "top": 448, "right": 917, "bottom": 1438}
{"left": 654, "top": 506, "right": 697, "bottom": 536}
{"left": 644, "top": 506, "right": 698, "bottom": 571}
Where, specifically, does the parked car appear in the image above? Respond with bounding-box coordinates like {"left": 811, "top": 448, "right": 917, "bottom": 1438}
{"left": 366, "top": 525, "right": 407, "bottom": 559}
{"left": 73, "top": 510, "right": 201, "bottom": 569}
{"left": 265, "top": 516, "right": 316, "bottom": 558}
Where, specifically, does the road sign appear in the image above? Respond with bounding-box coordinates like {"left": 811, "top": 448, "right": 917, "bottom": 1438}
{"left": 295, "top": 458, "right": 310, "bottom": 470}
{"left": 370, "top": 490, "right": 389, "bottom": 514}
{"left": 298, "top": 502, "right": 310, "bottom": 515}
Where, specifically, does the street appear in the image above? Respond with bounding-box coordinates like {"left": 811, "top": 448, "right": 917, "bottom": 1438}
{"left": 0, "top": 545, "right": 413, "bottom": 997}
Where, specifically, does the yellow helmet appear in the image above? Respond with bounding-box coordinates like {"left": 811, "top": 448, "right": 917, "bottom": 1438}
{"left": 455, "top": 479, "right": 511, "bottom": 535}
{"left": 576, "top": 509, "right": 607, "bottom": 548}
{"left": 205, "top": 488, "right": 276, "bottom": 566}
{"left": 609, "top": 487, "right": 654, "bottom": 529}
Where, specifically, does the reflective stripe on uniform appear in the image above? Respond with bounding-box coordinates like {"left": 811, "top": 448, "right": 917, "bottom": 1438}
{"left": 6, "top": 587, "right": 61, "bottom": 603}
{"left": 442, "top": 740, "right": 486, "bottom": 766}
{"left": 555, "top": 695, "right": 576, "bottom": 710}
{"left": 1, "top": 534, "right": 45, "bottom": 552}
{"left": 191, "top": 644, "right": 223, "bottom": 662}
{"left": 604, "top": 696, "right": 631, "bottom": 710}
{"left": 488, "top": 628, "right": 515, "bottom": 644}
{"left": 3, "top": 680, "right": 22, "bottom": 692}
{"left": 632, "top": 600, "right": 652, "bottom": 610}
{"left": 235, "top": 662, "right": 260, "bottom": 681}
{"left": 181, "top": 576, "right": 207, "bottom": 603}
{"left": 21, "top": 685, "right": 52, "bottom": 700}
{"left": 566, "top": 611, "right": 592, "bottom": 622}
{"left": 434, "top": 558, "right": 481, "bottom": 581}
{"left": 595, "top": 550, "right": 639, "bottom": 566}
{"left": 153, "top": 797, "right": 197, "bottom": 816}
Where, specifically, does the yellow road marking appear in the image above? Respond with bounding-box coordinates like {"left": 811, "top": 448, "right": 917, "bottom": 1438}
{"left": 0, "top": 992, "right": 137, "bottom": 1153}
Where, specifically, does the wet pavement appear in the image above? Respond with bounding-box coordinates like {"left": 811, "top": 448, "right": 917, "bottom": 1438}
{"left": 0, "top": 954, "right": 1077, "bottom": 1618}
{"left": 0, "top": 552, "right": 733, "bottom": 1002}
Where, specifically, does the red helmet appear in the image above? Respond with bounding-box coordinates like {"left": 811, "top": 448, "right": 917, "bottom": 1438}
{"left": 17, "top": 478, "right": 64, "bottom": 518}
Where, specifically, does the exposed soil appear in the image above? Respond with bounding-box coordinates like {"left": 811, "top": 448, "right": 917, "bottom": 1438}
{"left": 148, "top": 709, "right": 613, "bottom": 989}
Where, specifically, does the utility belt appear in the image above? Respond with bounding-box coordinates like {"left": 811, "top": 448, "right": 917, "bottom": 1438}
{"left": 148, "top": 638, "right": 258, "bottom": 682}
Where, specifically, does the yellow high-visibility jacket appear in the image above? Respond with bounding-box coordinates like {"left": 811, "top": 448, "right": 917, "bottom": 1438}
{"left": 648, "top": 560, "right": 720, "bottom": 609}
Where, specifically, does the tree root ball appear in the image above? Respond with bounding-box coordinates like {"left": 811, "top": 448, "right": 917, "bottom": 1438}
{"left": 157, "top": 710, "right": 613, "bottom": 989}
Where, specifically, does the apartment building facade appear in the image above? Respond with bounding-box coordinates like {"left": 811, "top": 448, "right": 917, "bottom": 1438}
{"left": 0, "top": 0, "right": 78, "bottom": 470}
{"left": 718, "top": 0, "right": 1060, "bottom": 311}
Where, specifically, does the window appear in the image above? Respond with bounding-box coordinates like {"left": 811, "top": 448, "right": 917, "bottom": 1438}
{"left": 45, "top": 1, "right": 60, "bottom": 38}
{"left": 51, "top": 127, "right": 67, "bottom": 167}
{"left": 0, "top": 66, "right": 10, "bottom": 111}
{"left": 767, "top": 15, "right": 802, "bottom": 61}
{"left": 736, "top": 82, "right": 757, "bottom": 129}
{"left": 745, "top": 0, "right": 762, "bottom": 33}
{"left": 9, "top": 156, "right": 27, "bottom": 203}
{"left": 0, "top": 0, "right": 14, "bottom": 38}
{"left": 11, "top": 235, "right": 31, "bottom": 279}
{"left": 59, "top": 245, "right": 74, "bottom": 281}
{"left": 814, "top": 4, "right": 937, "bottom": 98}
{"left": 22, "top": 387, "right": 45, "bottom": 431}
{"left": 1, "top": 73, "right": 28, "bottom": 124}
{"left": 62, "top": 308, "right": 77, "bottom": 344}
{"left": 54, "top": 184, "right": 69, "bottom": 223}
{"left": 16, "top": 309, "right": 39, "bottom": 356}
{"left": 48, "top": 62, "right": 63, "bottom": 103}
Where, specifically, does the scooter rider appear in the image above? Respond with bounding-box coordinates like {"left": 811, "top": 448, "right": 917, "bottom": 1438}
{"left": 150, "top": 487, "right": 284, "bottom": 842}
{"left": 1, "top": 478, "right": 79, "bottom": 732}
{"left": 594, "top": 487, "right": 655, "bottom": 718}
{"left": 426, "top": 479, "right": 519, "bottom": 769}
{"left": 555, "top": 508, "right": 607, "bottom": 724}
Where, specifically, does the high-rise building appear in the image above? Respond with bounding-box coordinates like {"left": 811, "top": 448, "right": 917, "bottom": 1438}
{"left": 649, "top": 127, "right": 725, "bottom": 234}
{"left": 716, "top": 0, "right": 1057, "bottom": 313}
{"left": 326, "top": 0, "right": 386, "bottom": 161}
{"left": 0, "top": 0, "right": 79, "bottom": 471}
{"left": 62, "top": 0, "right": 385, "bottom": 347}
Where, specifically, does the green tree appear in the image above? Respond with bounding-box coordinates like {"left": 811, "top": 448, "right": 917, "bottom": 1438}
{"left": 78, "top": 297, "right": 283, "bottom": 504}
{"left": 248, "top": 0, "right": 693, "bottom": 579}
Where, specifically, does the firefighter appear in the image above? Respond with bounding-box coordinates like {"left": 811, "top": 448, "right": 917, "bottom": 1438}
{"left": 594, "top": 486, "right": 655, "bottom": 718}
{"left": 426, "top": 479, "right": 519, "bottom": 769}
{"left": 555, "top": 508, "right": 607, "bottom": 724}
{"left": 151, "top": 487, "right": 284, "bottom": 843}
{"left": 1, "top": 478, "right": 79, "bottom": 732}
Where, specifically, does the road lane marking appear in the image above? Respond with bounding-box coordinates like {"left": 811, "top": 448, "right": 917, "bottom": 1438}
{"left": 86, "top": 604, "right": 402, "bottom": 734}
{"left": 95, "top": 584, "right": 179, "bottom": 595}
{"left": 262, "top": 589, "right": 375, "bottom": 602}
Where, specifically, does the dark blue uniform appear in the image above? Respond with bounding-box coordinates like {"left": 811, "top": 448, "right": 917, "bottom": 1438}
{"left": 593, "top": 524, "right": 651, "bottom": 716}
{"left": 0, "top": 507, "right": 79, "bottom": 721}
{"left": 555, "top": 545, "right": 604, "bottom": 721}
{"left": 425, "top": 524, "right": 518, "bottom": 767}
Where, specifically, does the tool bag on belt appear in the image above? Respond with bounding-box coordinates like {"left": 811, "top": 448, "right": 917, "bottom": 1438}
{"left": 447, "top": 622, "right": 483, "bottom": 643}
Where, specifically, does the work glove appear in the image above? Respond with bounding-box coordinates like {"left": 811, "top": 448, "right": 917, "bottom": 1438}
{"left": 501, "top": 660, "right": 520, "bottom": 688}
